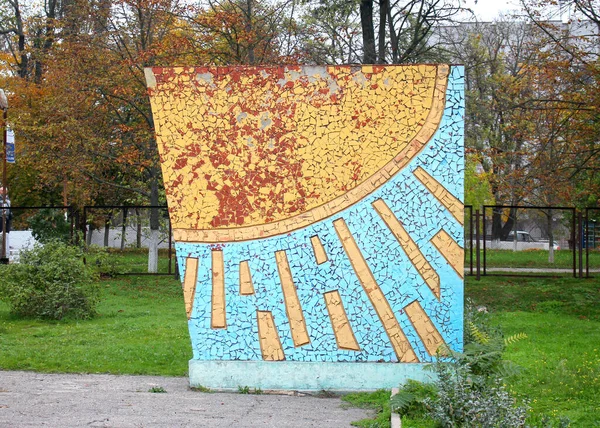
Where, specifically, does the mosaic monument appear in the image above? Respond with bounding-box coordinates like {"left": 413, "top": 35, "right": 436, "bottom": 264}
{"left": 145, "top": 64, "right": 464, "bottom": 390}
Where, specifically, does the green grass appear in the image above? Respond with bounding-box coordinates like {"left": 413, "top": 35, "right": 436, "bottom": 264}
{"left": 468, "top": 277, "right": 600, "bottom": 426}
{"left": 86, "top": 248, "right": 175, "bottom": 275}
{"left": 496, "top": 311, "right": 600, "bottom": 426}
{"left": 342, "top": 390, "right": 392, "bottom": 427}
{"left": 0, "top": 275, "right": 189, "bottom": 375}
{"left": 477, "top": 249, "right": 600, "bottom": 270}
{"left": 467, "top": 276, "right": 600, "bottom": 321}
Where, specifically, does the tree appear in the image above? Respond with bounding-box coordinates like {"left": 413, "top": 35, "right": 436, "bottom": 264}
{"left": 442, "top": 21, "right": 539, "bottom": 240}
{"left": 2, "top": 0, "right": 309, "bottom": 271}
{"left": 186, "top": 0, "right": 308, "bottom": 65}
{"left": 303, "top": 0, "right": 462, "bottom": 64}
{"left": 519, "top": 0, "right": 600, "bottom": 197}
{"left": 1, "top": 0, "right": 198, "bottom": 271}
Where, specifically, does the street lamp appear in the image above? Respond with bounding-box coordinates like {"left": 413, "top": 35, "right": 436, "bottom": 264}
{"left": 0, "top": 89, "right": 8, "bottom": 264}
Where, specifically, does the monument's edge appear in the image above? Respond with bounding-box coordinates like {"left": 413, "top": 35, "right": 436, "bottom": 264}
{"left": 189, "top": 359, "right": 436, "bottom": 391}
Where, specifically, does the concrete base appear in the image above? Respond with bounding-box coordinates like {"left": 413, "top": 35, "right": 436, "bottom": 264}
{"left": 189, "top": 360, "right": 435, "bottom": 392}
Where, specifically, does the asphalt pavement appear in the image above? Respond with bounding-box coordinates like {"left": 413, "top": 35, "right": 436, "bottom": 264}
{"left": 0, "top": 371, "right": 370, "bottom": 427}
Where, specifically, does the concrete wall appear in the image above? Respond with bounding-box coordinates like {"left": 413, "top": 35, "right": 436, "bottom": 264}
{"left": 147, "top": 65, "right": 465, "bottom": 390}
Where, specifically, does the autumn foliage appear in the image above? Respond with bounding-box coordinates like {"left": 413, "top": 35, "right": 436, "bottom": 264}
{"left": 0, "top": 0, "right": 307, "bottom": 208}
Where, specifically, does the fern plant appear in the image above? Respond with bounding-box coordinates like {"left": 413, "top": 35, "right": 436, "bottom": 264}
{"left": 505, "top": 332, "right": 528, "bottom": 346}
{"left": 462, "top": 300, "right": 528, "bottom": 383}
{"left": 468, "top": 320, "right": 491, "bottom": 344}
{"left": 391, "top": 300, "right": 531, "bottom": 426}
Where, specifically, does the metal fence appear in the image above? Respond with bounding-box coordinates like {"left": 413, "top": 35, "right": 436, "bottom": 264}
{"left": 5, "top": 203, "right": 600, "bottom": 279}
{"left": 5, "top": 205, "right": 175, "bottom": 276}
{"left": 466, "top": 205, "right": 591, "bottom": 279}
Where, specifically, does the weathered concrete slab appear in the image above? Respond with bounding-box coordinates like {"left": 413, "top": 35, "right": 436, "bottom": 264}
{"left": 0, "top": 371, "right": 370, "bottom": 428}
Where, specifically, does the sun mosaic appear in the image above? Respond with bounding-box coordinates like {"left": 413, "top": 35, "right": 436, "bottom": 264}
{"left": 146, "top": 64, "right": 464, "bottom": 387}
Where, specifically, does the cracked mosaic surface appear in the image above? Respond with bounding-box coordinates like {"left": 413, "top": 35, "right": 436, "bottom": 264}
{"left": 146, "top": 65, "right": 447, "bottom": 241}
{"left": 146, "top": 65, "right": 465, "bottom": 364}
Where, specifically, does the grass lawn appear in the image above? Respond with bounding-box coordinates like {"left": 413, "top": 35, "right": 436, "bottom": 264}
{"left": 345, "top": 276, "right": 600, "bottom": 427}
{"left": 86, "top": 248, "right": 175, "bottom": 275}
{"left": 0, "top": 275, "right": 190, "bottom": 376}
{"left": 469, "top": 277, "right": 600, "bottom": 426}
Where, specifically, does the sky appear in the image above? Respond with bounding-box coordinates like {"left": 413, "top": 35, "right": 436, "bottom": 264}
{"left": 463, "top": 0, "right": 524, "bottom": 21}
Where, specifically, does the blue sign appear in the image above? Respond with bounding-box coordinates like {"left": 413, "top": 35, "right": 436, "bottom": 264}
{"left": 6, "top": 129, "right": 14, "bottom": 163}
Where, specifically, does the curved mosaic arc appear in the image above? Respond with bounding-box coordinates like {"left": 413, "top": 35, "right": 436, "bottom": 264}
{"left": 146, "top": 65, "right": 450, "bottom": 243}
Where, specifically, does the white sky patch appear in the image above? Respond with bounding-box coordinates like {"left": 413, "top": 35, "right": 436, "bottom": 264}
{"left": 460, "top": 0, "right": 525, "bottom": 21}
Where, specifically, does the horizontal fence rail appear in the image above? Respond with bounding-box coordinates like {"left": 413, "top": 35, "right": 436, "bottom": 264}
{"left": 4, "top": 204, "right": 600, "bottom": 279}
{"left": 5, "top": 205, "right": 175, "bottom": 276}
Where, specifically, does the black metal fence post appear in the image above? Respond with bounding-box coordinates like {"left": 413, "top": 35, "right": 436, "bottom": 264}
{"left": 475, "top": 209, "right": 481, "bottom": 281}
{"left": 585, "top": 208, "right": 590, "bottom": 278}
{"left": 482, "top": 206, "right": 487, "bottom": 276}
{"left": 466, "top": 205, "right": 473, "bottom": 276}
{"left": 571, "top": 208, "right": 576, "bottom": 278}
{"left": 577, "top": 212, "right": 583, "bottom": 278}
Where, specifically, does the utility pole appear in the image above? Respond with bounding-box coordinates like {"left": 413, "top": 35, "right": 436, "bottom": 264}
{"left": 0, "top": 89, "right": 8, "bottom": 264}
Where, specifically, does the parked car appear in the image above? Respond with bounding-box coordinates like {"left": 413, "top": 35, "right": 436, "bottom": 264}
{"left": 505, "top": 231, "right": 560, "bottom": 250}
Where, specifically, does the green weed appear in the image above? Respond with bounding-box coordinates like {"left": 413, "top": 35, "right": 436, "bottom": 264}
{"left": 342, "top": 390, "right": 391, "bottom": 427}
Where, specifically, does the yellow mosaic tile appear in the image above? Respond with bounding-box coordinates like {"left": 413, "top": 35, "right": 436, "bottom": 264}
{"left": 257, "top": 311, "right": 285, "bottom": 361}
{"left": 430, "top": 229, "right": 464, "bottom": 279}
{"left": 413, "top": 167, "right": 464, "bottom": 226}
{"left": 275, "top": 250, "right": 310, "bottom": 347}
{"left": 183, "top": 257, "right": 198, "bottom": 319}
{"left": 372, "top": 199, "right": 440, "bottom": 299}
{"left": 146, "top": 65, "right": 449, "bottom": 242}
{"left": 211, "top": 250, "right": 226, "bottom": 329}
{"left": 324, "top": 290, "right": 360, "bottom": 351}
{"left": 333, "top": 218, "right": 419, "bottom": 362}
{"left": 404, "top": 300, "right": 448, "bottom": 356}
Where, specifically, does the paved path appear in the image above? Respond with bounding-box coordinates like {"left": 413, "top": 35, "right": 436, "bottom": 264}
{"left": 0, "top": 371, "right": 370, "bottom": 428}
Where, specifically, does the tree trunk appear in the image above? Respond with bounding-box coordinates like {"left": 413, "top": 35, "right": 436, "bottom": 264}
{"left": 547, "top": 208, "right": 555, "bottom": 264}
{"left": 377, "top": 0, "right": 388, "bottom": 63}
{"left": 245, "top": 0, "right": 255, "bottom": 64}
{"left": 103, "top": 213, "right": 112, "bottom": 247}
{"left": 148, "top": 177, "right": 160, "bottom": 273}
{"left": 120, "top": 208, "right": 128, "bottom": 251}
{"left": 136, "top": 208, "right": 142, "bottom": 248}
{"left": 360, "top": 0, "right": 376, "bottom": 64}
{"left": 512, "top": 218, "right": 518, "bottom": 252}
{"left": 491, "top": 207, "right": 517, "bottom": 241}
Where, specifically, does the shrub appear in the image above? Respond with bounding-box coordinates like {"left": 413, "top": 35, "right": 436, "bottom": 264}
{"left": 427, "top": 360, "right": 529, "bottom": 427}
{"left": 28, "top": 208, "right": 72, "bottom": 244}
{"left": 392, "top": 301, "right": 529, "bottom": 427}
{"left": 85, "top": 245, "right": 124, "bottom": 277}
{"left": 390, "top": 379, "right": 437, "bottom": 420}
{"left": 0, "top": 241, "right": 99, "bottom": 320}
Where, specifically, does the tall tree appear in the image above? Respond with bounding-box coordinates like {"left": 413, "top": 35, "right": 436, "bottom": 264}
{"left": 304, "top": 0, "right": 462, "bottom": 64}
{"left": 187, "top": 0, "right": 307, "bottom": 65}
{"left": 442, "top": 21, "right": 541, "bottom": 240}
